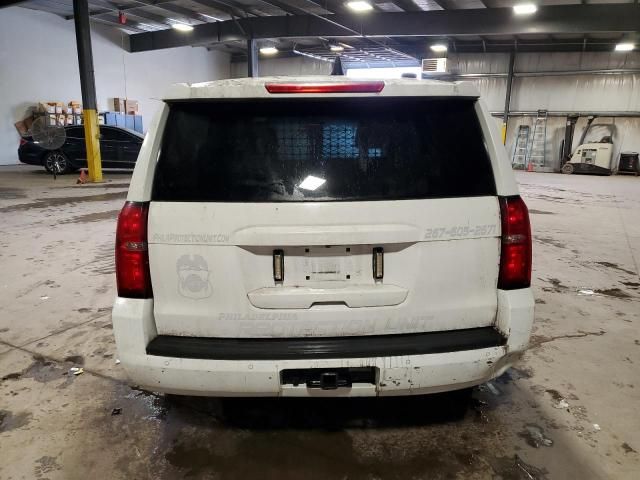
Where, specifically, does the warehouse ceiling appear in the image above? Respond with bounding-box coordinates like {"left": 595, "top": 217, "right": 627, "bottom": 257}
{"left": 6, "top": 0, "right": 640, "bottom": 68}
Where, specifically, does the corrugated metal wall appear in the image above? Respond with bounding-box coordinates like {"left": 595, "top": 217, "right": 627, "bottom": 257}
{"left": 448, "top": 52, "right": 640, "bottom": 171}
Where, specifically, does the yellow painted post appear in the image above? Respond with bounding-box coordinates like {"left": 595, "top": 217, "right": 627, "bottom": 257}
{"left": 83, "top": 109, "right": 102, "bottom": 182}
{"left": 501, "top": 123, "right": 507, "bottom": 145}
{"left": 73, "top": 0, "right": 102, "bottom": 183}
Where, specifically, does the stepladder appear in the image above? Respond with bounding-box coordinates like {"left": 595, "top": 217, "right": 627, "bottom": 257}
{"left": 511, "top": 125, "right": 530, "bottom": 169}
{"left": 526, "top": 110, "right": 548, "bottom": 170}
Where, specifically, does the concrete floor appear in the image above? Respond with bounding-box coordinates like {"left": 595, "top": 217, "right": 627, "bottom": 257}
{"left": 0, "top": 165, "right": 639, "bottom": 480}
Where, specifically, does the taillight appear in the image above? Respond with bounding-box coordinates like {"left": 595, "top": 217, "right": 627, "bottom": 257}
{"left": 19, "top": 138, "right": 28, "bottom": 146}
{"left": 498, "top": 196, "right": 532, "bottom": 290}
{"left": 115, "top": 201, "right": 152, "bottom": 298}
{"left": 265, "top": 81, "right": 385, "bottom": 94}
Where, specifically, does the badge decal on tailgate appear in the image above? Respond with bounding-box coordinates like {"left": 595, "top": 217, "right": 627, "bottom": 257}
{"left": 177, "top": 254, "right": 212, "bottom": 299}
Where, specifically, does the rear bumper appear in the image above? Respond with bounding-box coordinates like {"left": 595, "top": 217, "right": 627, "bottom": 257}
{"left": 112, "top": 289, "right": 534, "bottom": 397}
{"left": 18, "top": 146, "right": 44, "bottom": 166}
{"left": 146, "top": 327, "right": 506, "bottom": 360}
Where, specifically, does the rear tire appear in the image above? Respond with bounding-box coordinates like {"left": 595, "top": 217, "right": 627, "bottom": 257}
{"left": 561, "top": 163, "right": 574, "bottom": 175}
{"left": 44, "top": 151, "right": 71, "bottom": 175}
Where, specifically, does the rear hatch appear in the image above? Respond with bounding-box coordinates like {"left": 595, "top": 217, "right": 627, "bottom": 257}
{"left": 147, "top": 95, "right": 500, "bottom": 338}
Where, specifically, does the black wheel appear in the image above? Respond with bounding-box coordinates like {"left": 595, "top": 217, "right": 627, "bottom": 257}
{"left": 44, "top": 151, "right": 71, "bottom": 175}
{"left": 561, "top": 163, "right": 574, "bottom": 175}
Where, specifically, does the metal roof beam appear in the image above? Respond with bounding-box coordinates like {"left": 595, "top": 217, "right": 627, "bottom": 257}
{"left": 87, "top": 0, "right": 177, "bottom": 11}
{"left": 129, "top": 4, "right": 640, "bottom": 52}
{"left": 315, "top": 0, "right": 348, "bottom": 13}
{"left": 62, "top": 0, "right": 210, "bottom": 25}
{"left": 189, "top": 0, "right": 258, "bottom": 18}
{"left": 0, "top": 0, "right": 29, "bottom": 8}
{"left": 436, "top": 0, "right": 502, "bottom": 8}
{"left": 87, "top": 0, "right": 195, "bottom": 17}
{"left": 153, "top": 3, "right": 209, "bottom": 22}
{"left": 388, "top": 0, "right": 422, "bottom": 12}
{"left": 90, "top": 13, "right": 148, "bottom": 32}
{"left": 90, "top": 7, "right": 169, "bottom": 26}
{"left": 252, "top": 0, "right": 306, "bottom": 15}
{"left": 431, "top": 0, "right": 456, "bottom": 9}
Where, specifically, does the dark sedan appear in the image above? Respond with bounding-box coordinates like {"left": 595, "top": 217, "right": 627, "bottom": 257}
{"left": 18, "top": 125, "right": 144, "bottom": 174}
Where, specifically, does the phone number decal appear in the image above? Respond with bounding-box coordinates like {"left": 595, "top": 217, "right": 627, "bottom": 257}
{"left": 424, "top": 224, "right": 497, "bottom": 240}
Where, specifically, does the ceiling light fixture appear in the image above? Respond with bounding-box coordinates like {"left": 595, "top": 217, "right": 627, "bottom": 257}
{"left": 260, "top": 46, "right": 279, "bottom": 55}
{"left": 615, "top": 42, "right": 635, "bottom": 52}
{"left": 430, "top": 44, "right": 448, "bottom": 53}
{"left": 330, "top": 45, "right": 344, "bottom": 52}
{"left": 346, "top": 1, "right": 373, "bottom": 12}
{"left": 298, "top": 175, "right": 326, "bottom": 191}
{"left": 201, "top": 13, "right": 223, "bottom": 22}
{"left": 513, "top": 3, "right": 537, "bottom": 15}
{"left": 171, "top": 23, "right": 194, "bottom": 32}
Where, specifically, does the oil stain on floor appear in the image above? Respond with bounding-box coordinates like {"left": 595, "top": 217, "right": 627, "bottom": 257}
{"left": 0, "top": 409, "right": 32, "bottom": 433}
{"left": 59, "top": 209, "right": 120, "bottom": 225}
{"left": 0, "top": 191, "right": 127, "bottom": 213}
{"left": 98, "top": 384, "right": 552, "bottom": 480}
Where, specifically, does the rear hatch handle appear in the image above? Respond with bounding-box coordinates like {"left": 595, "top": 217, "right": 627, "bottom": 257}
{"left": 247, "top": 284, "right": 408, "bottom": 309}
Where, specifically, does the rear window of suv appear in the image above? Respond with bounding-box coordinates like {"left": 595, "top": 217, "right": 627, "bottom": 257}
{"left": 153, "top": 97, "right": 496, "bottom": 202}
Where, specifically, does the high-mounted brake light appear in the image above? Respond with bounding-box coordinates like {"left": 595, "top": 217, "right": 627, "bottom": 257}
{"left": 265, "top": 81, "right": 385, "bottom": 94}
{"left": 498, "top": 196, "right": 532, "bottom": 290}
{"left": 116, "top": 201, "right": 152, "bottom": 298}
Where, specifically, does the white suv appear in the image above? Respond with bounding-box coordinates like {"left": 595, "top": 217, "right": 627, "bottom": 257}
{"left": 112, "top": 77, "right": 534, "bottom": 397}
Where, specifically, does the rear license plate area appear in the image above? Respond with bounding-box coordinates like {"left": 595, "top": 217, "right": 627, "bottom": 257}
{"left": 303, "top": 245, "right": 354, "bottom": 281}
{"left": 281, "top": 367, "right": 377, "bottom": 390}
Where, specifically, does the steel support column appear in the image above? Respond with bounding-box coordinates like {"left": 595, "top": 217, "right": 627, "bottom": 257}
{"left": 502, "top": 51, "right": 515, "bottom": 145}
{"left": 73, "top": 0, "right": 102, "bottom": 182}
{"left": 248, "top": 38, "right": 258, "bottom": 78}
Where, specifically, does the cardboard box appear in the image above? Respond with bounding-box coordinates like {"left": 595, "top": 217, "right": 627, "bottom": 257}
{"left": 68, "top": 100, "right": 81, "bottom": 107}
{"left": 15, "top": 115, "right": 35, "bottom": 135}
{"left": 112, "top": 97, "right": 125, "bottom": 112}
{"left": 14, "top": 119, "right": 28, "bottom": 136}
{"left": 125, "top": 99, "right": 139, "bottom": 114}
{"left": 39, "top": 102, "right": 56, "bottom": 114}
{"left": 38, "top": 101, "right": 65, "bottom": 114}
